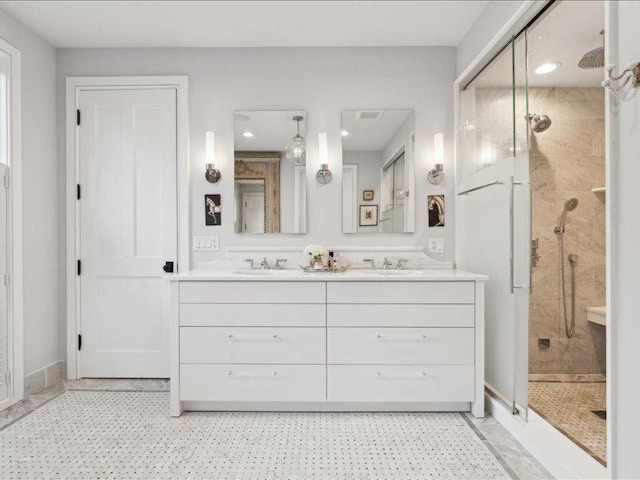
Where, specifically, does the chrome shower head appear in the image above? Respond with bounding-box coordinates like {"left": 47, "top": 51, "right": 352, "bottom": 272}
{"left": 564, "top": 198, "right": 579, "bottom": 212}
{"left": 578, "top": 46, "right": 605, "bottom": 69}
{"left": 555, "top": 198, "right": 579, "bottom": 234}
{"left": 528, "top": 113, "right": 552, "bottom": 133}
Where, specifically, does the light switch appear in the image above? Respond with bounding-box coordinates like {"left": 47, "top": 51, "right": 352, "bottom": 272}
{"left": 193, "top": 236, "right": 219, "bottom": 252}
{"left": 428, "top": 237, "right": 444, "bottom": 254}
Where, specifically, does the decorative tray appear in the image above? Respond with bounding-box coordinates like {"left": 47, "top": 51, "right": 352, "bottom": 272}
{"left": 298, "top": 265, "right": 351, "bottom": 273}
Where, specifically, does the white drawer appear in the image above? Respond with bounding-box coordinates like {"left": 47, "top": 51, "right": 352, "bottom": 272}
{"left": 180, "top": 364, "right": 326, "bottom": 401}
{"left": 180, "top": 327, "right": 326, "bottom": 364}
{"left": 327, "top": 328, "right": 474, "bottom": 365}
{"left": 327, "top": 304, "right": 474, "bottom": 327}
{"left": 326, "top": 282, "right": 474, "bottom": 304}
{"left": 327, "top": 365, "right": 474, "bottom": 402}
{"left": 180, "top": 304, "right": 326, "bottom": 327}
{"left": 180, "top": 281, "right": 325, "bottom": 304}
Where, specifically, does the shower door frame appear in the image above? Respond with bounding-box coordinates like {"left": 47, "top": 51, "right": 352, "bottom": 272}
{"left": 455, "top": 0, "right": 615, "bottom": 477}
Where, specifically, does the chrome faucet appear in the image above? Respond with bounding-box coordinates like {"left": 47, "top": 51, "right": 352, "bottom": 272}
{"left": 363, "top": 259, "right": 376, "bottom": 270}
{"left": 259, "top": 257, "right": 269, "bottom": 270}
{"left": 275, "top": 258, "right": 287, "bottom": 270}
{"left": 243, "top": 259, "right": 254, "bottom": 270}
{"left": 396, "top": 259, "right": 408, "bottom": 270}
{"left": 382, "top": 257, "right": 393, "bottom": 270}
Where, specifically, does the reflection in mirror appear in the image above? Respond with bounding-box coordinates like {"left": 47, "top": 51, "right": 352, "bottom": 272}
{"left": 0, "top": 51, "right": 9, "bottom": 165}
{"left": 233, "top": 111, "right": 307, "bottom": 234}
{"left": 341, "top": 110, "right": 415, "bottom": 233}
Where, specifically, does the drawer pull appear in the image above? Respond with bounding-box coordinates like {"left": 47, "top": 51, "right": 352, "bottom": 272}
{"left": 228, "top": 334, "right": 280, "bottom": 341}
{"left": 228, "top": 370, "right": 279, "bottom": 378}
{"left": 376, "top": 371, "right": 430, "bottom": 379}
{"left": 376, "top": 333, "right": 427, "bottom": 341}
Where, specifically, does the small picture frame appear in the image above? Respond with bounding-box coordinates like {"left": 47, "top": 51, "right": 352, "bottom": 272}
{"left": 428, "top": 195, "right": 445, "bottom": 227}
{"left": 362, "top": 189, "right": 374, "bottom": 201}
{"left": 359, "top": 204, "right": 378, "bottom": 226}
{"left": 205, "top": 194, "right": 221, "bottom": 226}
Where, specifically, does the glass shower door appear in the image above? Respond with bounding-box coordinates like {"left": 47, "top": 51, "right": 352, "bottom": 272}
{"left": 457, "top": 34, "right": 531, "bottom": 416}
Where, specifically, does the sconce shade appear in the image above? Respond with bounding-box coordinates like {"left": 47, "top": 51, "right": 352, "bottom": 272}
{"left": 205, "top": 131, "right": 221, "bottom": 183}
{"left": 434, "top": 133, "right": 444, "bottom": 164}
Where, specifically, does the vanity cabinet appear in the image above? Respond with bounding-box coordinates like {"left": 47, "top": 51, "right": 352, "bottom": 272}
{"left": 170, "top": 277, "right": 485, "bottom": 417}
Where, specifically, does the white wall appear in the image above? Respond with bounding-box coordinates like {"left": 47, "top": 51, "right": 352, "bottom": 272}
{"left": 0, "top": 8, "right": 61, "bottom": 376}
{"left": 57, "top": 47, "right": 457, "bottom": 269}
{"left": 610, "top": 2, "right": 640, "bottom": 476}
{"left": 456, "top": 1, "right": 527, "bottom": 76}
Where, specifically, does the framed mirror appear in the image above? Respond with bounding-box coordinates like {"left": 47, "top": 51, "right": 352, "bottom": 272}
{"left": 341, "top": 110, "right": 415, "bottom": 233}
{"left": 233, "top": 111, "right": 307, "bottom": 234}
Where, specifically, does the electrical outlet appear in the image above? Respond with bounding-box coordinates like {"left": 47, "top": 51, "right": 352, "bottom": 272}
{"left": 192, "top": 236, "right": 219, "bottom": 252}
{"left": 428, "top": 237, "right": 444, "bottom": 254}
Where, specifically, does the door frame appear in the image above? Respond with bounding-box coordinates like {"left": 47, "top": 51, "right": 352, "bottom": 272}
{"left": 0, "top": 37, "right": 24, "bottom": 410}
{"left": 65, "top": 76, "right": 189, "bottom": 380}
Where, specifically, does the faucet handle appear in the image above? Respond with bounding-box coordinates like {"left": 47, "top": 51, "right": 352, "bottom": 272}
{"left": 396, "top": 259, "right": 408, "bottom": 269}
{"left": 363, "top": 258, "right": 376, "bottom": 269}
{"left": 243, "top": 258, "right": 254, "bottom": 270}
{"left": 275, "top": 258, "right": 287, "bottom": 269}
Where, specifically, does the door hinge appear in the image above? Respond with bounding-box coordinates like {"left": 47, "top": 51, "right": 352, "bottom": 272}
{"left": 78, "top": 334, "right": 82, "bottom": 351}
{"left": 1, "top": 371, "right": 10, "bottom": 385}
{"left": 77, "top": 184, "right": 81, "bottom": 200}
{"left": 76, "top": 109, "right": 81, "bottom": 126}
{"left": 3, "top": 174, "right": 8, "bottom": 189}
{"left": 77, "top": 260, "right": 81, "bottom": 276}
{"left": 3, "top": 273, "right": 8, "bottom": 286}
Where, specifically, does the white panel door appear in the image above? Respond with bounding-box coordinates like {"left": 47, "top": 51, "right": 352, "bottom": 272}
{"left": 79, "top": 88, "right": 177, "bottom": 378}
{"left": 242, "top": 193, "right": 264, "bottom": 233}
{"left": 342, "top": 165, "right": 358, "bottom": 233}
{"left": 0, "top": 165, "right": 7, "bottom": 401}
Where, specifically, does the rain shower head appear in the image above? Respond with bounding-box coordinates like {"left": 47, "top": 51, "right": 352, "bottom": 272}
{"left": 579, "top": 31, "right": 605, "bottom": 69}
{"left": 528, "top": 113, "right": 552, "bottom": 133}
{"left": 578, "top": 47, "right": 605, "bottom": 69}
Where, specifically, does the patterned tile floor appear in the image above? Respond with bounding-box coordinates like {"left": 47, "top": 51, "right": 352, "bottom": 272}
{"left": 529, "top": 380, "right": 606, "bottom": 465}
{"left": 0, "top": 380, "right": 552, "bottom": 480}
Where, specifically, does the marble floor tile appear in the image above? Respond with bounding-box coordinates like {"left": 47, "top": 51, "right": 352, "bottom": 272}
{"left": 529, "top": 381, "right": 606, "bottom": 465}
{"left": 64, "top": 377, "right": 170, "bottom": 391}
{"left": 1, "top": 391, "right": 517, "bottom": 480}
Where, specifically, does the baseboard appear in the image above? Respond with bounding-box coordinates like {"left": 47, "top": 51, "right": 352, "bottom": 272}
{"left": 182, "top": 401, "right": 471, "bottom": 412}
{"left": 24, "top": 360, "right": 67, "bottom": 396}
{"left": 486, "top": 392, "right": 608, "bottom": 479}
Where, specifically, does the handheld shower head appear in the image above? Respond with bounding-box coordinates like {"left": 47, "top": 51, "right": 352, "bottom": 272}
{"left": 528, "top": 113, "right": 552, "bottom": 133}
{"left": 555, "top": 198, "right": 579, "bottom": 234}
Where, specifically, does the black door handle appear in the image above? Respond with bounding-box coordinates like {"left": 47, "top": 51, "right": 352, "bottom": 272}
{"left": 163, "top": 261, "right": 174, "bottom": 273}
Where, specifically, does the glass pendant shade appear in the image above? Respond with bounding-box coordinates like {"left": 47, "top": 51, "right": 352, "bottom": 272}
{"left": 285, "top": 116, "right": 305, "bottom": 164}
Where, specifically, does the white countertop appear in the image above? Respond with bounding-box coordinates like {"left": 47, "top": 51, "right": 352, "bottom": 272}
{"left": 169, "top": 268, "right": 488, "bottom": 282}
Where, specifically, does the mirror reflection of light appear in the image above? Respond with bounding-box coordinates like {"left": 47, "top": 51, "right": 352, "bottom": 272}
{"left": 243, "top": 131, "right": 253, "bottom": 138}
{"left": 341, "top": 130, "right": 349, "bottom": 137}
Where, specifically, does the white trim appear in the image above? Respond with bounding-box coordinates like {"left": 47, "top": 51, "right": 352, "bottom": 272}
{"left": 0, "top": 37, "right": 24, "bottom": 409}
{"left": 341, "top": 164, "right": 358, "bottom": 233}
{"left": 486, "top": 393, "right": 607, "bottom": 479}
{"left": 65, "top": 76, "right": 189, "bottom": 380}
{"left": 293, "top": 165, "right": 306, "bottom": 233}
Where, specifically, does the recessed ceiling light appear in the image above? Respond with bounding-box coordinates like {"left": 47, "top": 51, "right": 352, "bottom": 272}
{"left": 341, "top": 130, "right": 349, "bottom": 137}
{"left": 243, "top": 131, "right": 254, "bottom": 138}
{"left": 535, "top": 62, "right": 561, "bottom": 75}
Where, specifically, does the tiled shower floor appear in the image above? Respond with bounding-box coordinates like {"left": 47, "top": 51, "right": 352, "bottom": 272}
{"left": 529, "top": 379, "right": 606, "bottom": 465}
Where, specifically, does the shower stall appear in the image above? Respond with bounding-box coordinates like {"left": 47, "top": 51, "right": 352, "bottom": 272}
{"left": 456, "top": 0, "right": 607, "bottom": 467}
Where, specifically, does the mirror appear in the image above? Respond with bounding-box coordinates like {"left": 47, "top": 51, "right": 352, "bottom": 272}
{"left": 233, "top": 111, "right": 307, "bottom": 234}
{"left": 341, "top": 110, "right": 415, "bottom": 233}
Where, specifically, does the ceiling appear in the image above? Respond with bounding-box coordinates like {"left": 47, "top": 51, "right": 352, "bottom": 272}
{"left": 474, "top": 1, "right": 604, "bottom": 88}
{"left": 341, "top": 110, "right": 412, "bottom": 152}
{"left": 233, "top": 111, "right": 306, "bottom": 152}
{"left": 0, "top": 1, "right": 488, "bottom": 48}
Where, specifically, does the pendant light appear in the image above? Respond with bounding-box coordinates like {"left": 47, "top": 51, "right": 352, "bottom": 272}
{"left": 285, "top": 115, "right": 305, "bottom": 164}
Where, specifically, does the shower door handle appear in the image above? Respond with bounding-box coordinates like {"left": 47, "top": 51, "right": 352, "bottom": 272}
{"left": 509, "top": 176, "right": 529, "bottom": 294}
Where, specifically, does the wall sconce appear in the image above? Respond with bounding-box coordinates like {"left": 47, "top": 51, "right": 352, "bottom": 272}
{"left": 427, "top": 133, "right": 444, "bottom": 185}
{"left": 205, "top": 131, "right": 221, "bottom": 183}
{"left": 316, "top": 132, "right": 332, "bottom": 184}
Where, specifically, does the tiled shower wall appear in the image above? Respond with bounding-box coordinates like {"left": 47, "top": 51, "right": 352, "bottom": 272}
{"left": 529, "top": 87, "right": 606, "bottom": 374}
